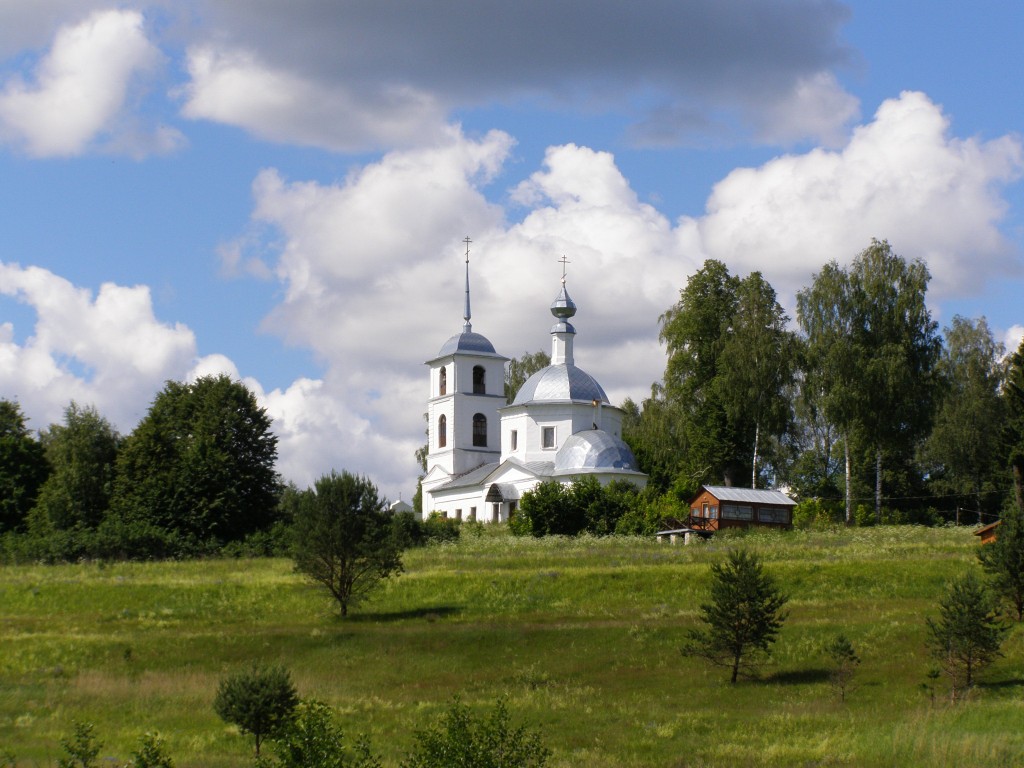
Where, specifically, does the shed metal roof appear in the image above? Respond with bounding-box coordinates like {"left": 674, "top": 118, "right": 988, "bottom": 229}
{"left": 698, "top": 485, "right": 796, "bottom": 506}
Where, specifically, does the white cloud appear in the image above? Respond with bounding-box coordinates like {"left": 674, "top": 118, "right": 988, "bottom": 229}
{"left": 752, "top": 72, "right": 860, "bottom": 147}
{"left": 0, "top": 9, "right": 181, "bottom": 157}
{"left": 180, "top": 45, "right": 450, "bottom": 152}
{"left": 1006, "top": 325, "right": 1024, "bottom": 355}
{"left": 0, "top": 262, "right": 197, "bottom": 430}
{"left": 679, "top": 91, "right": 1023, "bottom": 305}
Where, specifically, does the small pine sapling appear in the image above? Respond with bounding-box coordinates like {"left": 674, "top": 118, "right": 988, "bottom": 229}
{"left": 824, "top": 633, "right": 860, "bottom": 702}
{"left": 58, "top": 722, "right": 101, "bottom": 768}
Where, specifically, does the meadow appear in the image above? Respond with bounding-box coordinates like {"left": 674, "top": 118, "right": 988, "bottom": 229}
{"left": 2, "top": 526, "right": 1023, "bottom": 767}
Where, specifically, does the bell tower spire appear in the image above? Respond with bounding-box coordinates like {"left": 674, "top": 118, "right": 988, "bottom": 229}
{"left": 463, "top": 235, "right": 472, "bottom": 333}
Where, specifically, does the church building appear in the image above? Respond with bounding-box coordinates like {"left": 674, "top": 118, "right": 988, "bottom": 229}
{"left": 420, "top": 245, "right": 647, "bottom": 522}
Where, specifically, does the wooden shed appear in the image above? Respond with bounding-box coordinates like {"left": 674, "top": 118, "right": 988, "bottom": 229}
{"left": 687, "top": 485, "right": 796, "bottom": 532}
{"left": 974, "top": 520, "right": 1002, "bottom": 545}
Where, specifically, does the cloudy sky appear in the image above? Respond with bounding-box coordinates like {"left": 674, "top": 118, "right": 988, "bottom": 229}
{"left": 1, "top": 1, "right": 1022, "bottom": 501}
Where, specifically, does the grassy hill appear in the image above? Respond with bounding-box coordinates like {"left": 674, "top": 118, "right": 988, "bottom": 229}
{"left": 2, "top": 526, "right": 1023, "bottom": 766}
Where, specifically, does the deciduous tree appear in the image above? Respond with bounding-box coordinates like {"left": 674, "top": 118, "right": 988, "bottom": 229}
{"left": 921, "top": 316, "right": 1006, "bottom": 521}
{"left": 0, "top": 399, "right": 48, "bottom": 532}
{"left": 292, "top": 471, "right": 403, "bottom": 617}
{"left": 682, "top": 549, "right": 788, "bottom": 683}
{"left": 33, "top": 402, "right": 120, "bottom": 533}
{"left": 798, "top": 240, "right": 940, "bottom": 523}
{"left": 505, "top": 350, "right": 551, "bottom": 402}
{"left": 112, "top": 375, "right": 280, "bottom": 553}
{"left": 214, "top": 664, "right": 299, "bottom": 758}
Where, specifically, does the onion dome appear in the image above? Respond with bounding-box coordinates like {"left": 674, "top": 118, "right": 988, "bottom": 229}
{"left": 512, "top": 363, "right": 608, "bottom": 405}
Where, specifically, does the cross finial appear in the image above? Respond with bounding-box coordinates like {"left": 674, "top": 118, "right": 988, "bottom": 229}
{"left": 463, "top": 236, "right": 472, "bottom": 264}
{"left": 558, "top": 255, "right": 571, "bottom": 283}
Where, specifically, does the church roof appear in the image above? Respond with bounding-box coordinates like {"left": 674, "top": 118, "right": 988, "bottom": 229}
{"left": 512, "top": 363, "right": 609, "bottom": 405}
{"left": 553, "top": 429, "right": 641, "bottom": 473}
{"left": 435, "top": 330, "right": 504, "bottom": 358}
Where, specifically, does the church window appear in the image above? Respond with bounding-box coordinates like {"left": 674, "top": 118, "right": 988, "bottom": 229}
{"left": 455, "top": 508, "right": 462, "bottom": 521}
{"left": 491, "top": 503, "right": 499, "bottom": 523}
{"left": 438, "top": 415, "right": 447, "bottom": 448}
{"left": 439, "top": 367, "right": 447, "bottom": 396}
{"left": 469, "top": 506, "right": 476, "bottom": 522}
{"left": 510, "top": 430, "right": 518, "bottom": 451}
{"left": 473, "top": 365, "right": 485, "bottom": 394}
{"left": 542, "top": 426, "right": 556, "bottom": 449}
{"left": 473, "top": 413, "right": 487, "bottom": 446}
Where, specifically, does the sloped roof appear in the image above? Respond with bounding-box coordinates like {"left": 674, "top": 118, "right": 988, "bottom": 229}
{"left": 697, "top": 485, "right": 796, "bottom": 506}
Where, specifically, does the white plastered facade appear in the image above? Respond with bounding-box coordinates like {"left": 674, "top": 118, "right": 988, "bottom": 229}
{"left": 421, "top": 277, "right": 647, "bottom": 521}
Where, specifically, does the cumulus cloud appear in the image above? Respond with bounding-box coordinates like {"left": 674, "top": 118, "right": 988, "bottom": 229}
{"left": 0, "top": 9, "right": 182, "bottom": 157}
{"left": 178, "top": 0, "right": 856, "bottom": 149}
{"left": 1006, "top": 325, "right": 1024, "bottom": 355}
{"left": 678, "top": 91, "right": 1023, "bottom": 304}
{"left": 179, "top": 46, "right": 449, "bottom": 152}
{"left": 0, "top": 262, "right": 197, "bottom": 429}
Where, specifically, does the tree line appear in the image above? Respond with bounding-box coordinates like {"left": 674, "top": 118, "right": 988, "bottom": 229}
{"left": 623, "top": 239, "right": 1024, "bottom": 526}
{"left": 0, "top": 374, "right": 282, "bottom": 561}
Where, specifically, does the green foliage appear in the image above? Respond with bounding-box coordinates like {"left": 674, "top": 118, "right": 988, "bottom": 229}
{"left": 391, "top": 511, "right": 461, "bottom": 548}
{"left": 920, "top": 317, "right": 1006, "bottom": 517}
{"left": 291, "top": 471, "right": 404, "bottom": 617}
{"left": 511, "top": 478, "right": 645, "bottom": 537}
{"left": 264, "top": 699, "right": 380, "bottom": 768}
{"left": 682, "top": 548, "right": 789, "bottom": 683}
{"left": 33, "top": 402, "right": 120, "bottom": 534}
{"left": 58, "top": 721, "right": 102, "bottom": 768}
{"left": 1004, "top": 337, "right": 1024, "bottom": 514}
{"left": 124, "top": 732, "right": 174, "bottom": 768}
{"left": 0, "top": 399, "right": 48, "bottom": 533}
{"left": 791, "top": 498, "right": 843, "bottom": 529}
{"left": 798, "top": 240, "right": 941, "bottom": 523}
{"left": 824, "top": 633, "right": 860, "bottom": 702}
{"left": 926, "top": 570, "right": 1008, "bottom": 703}
{"left": 400, "top": 698, "right": 550, "bottom": 768}
{"left": 978, "top": 508, "right": 1024, "bottom": 621}
{"left": 112, "top": 375, "right": 280, "bottom": 556}
{"left": 214, "top": 663, "right": 299, "bottom": 757}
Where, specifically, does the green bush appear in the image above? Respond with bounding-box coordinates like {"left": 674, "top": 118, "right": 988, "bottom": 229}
{"left": 214, "top": 663, "right": 299, "bottom": 758}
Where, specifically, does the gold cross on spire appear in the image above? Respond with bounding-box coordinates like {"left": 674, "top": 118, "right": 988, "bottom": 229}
{"left": 558, "top": 254, "right": 571, "bottom": 282}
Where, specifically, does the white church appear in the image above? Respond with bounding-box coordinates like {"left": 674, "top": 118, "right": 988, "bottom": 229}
{"left": 420, "top": 246, "right": 647, "bottom": 522}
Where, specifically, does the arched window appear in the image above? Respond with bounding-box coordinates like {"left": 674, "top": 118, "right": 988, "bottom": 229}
{"left": 473, "top": 365, "right": 485, "bottom": 394}
{"left": 438, "top": 415, "right": 447, "bottom": 448}
{"left": 473, "top": 413, "right": 487, "bottom": 447}
{"left": 439, "top": 367, "right": 447, "bottom": 396}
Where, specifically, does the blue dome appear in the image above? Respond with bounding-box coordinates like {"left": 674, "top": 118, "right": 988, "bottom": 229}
{"left": 553, "top": 430, "right": 640, "bottom": 473}
{"left": 437, "top": 331, "right": 498, "bottom": 357}
{"left": 512, "top": 363, "right": 608, "bottom": 405}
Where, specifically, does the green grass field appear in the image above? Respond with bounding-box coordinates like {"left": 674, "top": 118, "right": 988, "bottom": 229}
{"left": 2, "top": 526, "right": 1023, "bottom": 766}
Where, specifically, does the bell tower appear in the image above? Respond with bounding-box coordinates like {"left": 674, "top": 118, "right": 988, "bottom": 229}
{"left": 424, "top": 238, "right": 507, "bottom": 479}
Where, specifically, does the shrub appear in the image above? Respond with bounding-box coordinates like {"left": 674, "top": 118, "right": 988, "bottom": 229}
{"left": 214, "top": 664, "right": 299, "bottom": 757}
{"left": 400, "top": 698, "right": 549, "bottom": 768}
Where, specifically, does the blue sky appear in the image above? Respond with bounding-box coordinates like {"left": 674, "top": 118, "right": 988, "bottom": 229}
{"left": 1, "top": 1, "right": 1021, "bottom": 500}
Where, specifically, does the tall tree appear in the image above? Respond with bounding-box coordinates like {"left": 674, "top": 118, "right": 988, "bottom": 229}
{"left": 0, "top": 399, "right": 48, "bottom": 532}
{"left": 112, "top": 375, "right": 280, "bottom": 551}
{"left": 1004, "top": 338, "right": 1024, "bottom": 514}
{"left": 292, "top": 471, "right": 403, "bottom": 617}
{"left": 921, "top": 316, "right": 1006, "bottom": 520}
{"left": 33, "top": 402, "right": 120, "bottom": 532}
{"left": 658, "top": 260, "right": 740, "bottom": 487}
{"left": 715, "top": 272, "right": 797, "bottom": 488}
{"left": 798, "top": 240, "right": 940, "bottom": 523}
